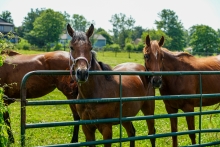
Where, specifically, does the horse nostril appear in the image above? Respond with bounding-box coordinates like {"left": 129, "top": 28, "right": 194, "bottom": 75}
{"left": 151, "top": 77, "right": 162, "bottom": 88}
{"left": 75, "top": 68, "right": 89, "bottom": 83}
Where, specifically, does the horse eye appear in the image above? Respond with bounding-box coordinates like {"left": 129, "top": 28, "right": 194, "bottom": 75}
{"left": 144, "top": 54, "right": 150, "bottom": 60}
{"left": 70, "top": 46, "right": 74, "bottom": 50}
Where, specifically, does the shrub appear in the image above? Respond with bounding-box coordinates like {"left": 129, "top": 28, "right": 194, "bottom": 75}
{"left": 0, "top": 88, "right": 8, "bottom": 146}
{"left": 0, "top": 32, "right": 11, "bottom": 146}
{"left": 53, "top": 43, "right": 63, "bottom": 51}
{"left": 15, "top": 38, "right": 31, "bottom": 50}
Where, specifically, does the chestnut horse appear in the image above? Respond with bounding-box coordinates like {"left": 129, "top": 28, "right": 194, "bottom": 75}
{"left": 0, "top": 50, "right": 79, "bottom": 143}
{"left": 143, "top": 35, "right": 220, "bottom": 147}
{"left": 67, "top": 24, "right": 156, "bottom": 147}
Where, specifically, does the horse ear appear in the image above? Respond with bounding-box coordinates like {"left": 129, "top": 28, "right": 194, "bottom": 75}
{"left": 67, "top": 23, "right": 74, "bottom": 37}
{"left": 86, "top": 24, "right": 94, "bottom": 38}
{"left": 158, "top": 36, "right": 164, "bottom": 47}
{"left": 145, "top": 35, "right": 150, "bottom": 47}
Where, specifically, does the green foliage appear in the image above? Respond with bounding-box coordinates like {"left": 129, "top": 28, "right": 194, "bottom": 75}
{"left": 62, "top": 11, "right": 71, "bottom": 26}
{"left": 52, "top": 43, "right": 63, "bottom": 51}
{"left": 134, "top": 40, "right": 144, "bottom": 52}
{"left": 0, "top": 32, "right": 15, "bottom": 50}
{"left": 95, "top": 28, "right": 113, "bottom": 45}
{"left": 189, "top": 25, "right": 220, "bottom": 54}
{"left": 15, "top": 38, "right": 31, "bottom": 50}
{"left": 70, "top": 14, "right": 91, "bottom": 32}
{"left": 23, "top": 8, "right": 45, "bottom": 33}
{"left": 27, "top": 9, "right": 65, "bottom": 48}
{"left": 109, "top": 13, "right": 135, "bottom": 47}
{"left": 124, "top": 42, "right": 134, "bottom": 58}
{"left": 155, "top": 9, "right": 185, "bottom": 51}
{"left": 109, "top": 43, "right": 121, "bottom": 57}
{"left": 0, "top": 33, "right": 11, "bottom": 147}
{"left": 142, "top": 29, "right": 172, "bottom": 48}
{"left": 131, "top": 26, "right": 146, "bottom": 41}
{"left": 0, "top": 87, "right": 8, "bottom": 147}
{"left": 124, "top": 42, "right": 133, "bottom": 51}
{"left": 0, "top": 10, "right": 13, "bottom": 23}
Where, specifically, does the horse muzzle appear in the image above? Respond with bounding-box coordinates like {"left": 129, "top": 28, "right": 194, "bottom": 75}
{"left": 75, "top": 68, "right": 89, "bottom": 83}
{"left": 151, "top": 76, "right": 162, "bottom": 89}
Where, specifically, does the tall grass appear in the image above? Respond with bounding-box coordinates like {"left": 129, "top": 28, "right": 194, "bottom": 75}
{"left": 7, "top": 50, "right": 220, "bottom": 147}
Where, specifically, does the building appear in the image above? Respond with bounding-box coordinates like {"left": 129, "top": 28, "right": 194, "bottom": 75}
{"left": 59, "top": 33, "right": 107, "bottom": 49}
{"left": 0, "top": 18, "right": 19, "bottom": 43}
{"left": 93, "top": 34, "right": 106, "bottom": 48}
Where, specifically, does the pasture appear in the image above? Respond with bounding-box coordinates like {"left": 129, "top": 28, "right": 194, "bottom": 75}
{"left": 6, "top": 50, "right": 220, "bottom": 147}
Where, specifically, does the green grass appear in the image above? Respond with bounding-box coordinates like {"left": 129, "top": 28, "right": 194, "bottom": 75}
{"left": 7, "top": 50, "right": 220, "bottom": 147}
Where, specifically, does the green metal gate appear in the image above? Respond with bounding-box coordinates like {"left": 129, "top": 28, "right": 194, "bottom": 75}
{"left": 20, "top": 70, "right": 220, "bottom": 147}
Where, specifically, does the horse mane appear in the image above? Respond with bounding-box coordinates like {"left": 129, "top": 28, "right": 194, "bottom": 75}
{"left": 91, "top": 51, "right": 113, "bottom": 81}
{"left": 1, "top": 50, "right": 21, "bottom": 56}
{"left": 162, "top": 48, "right": 193, "bottom": 58}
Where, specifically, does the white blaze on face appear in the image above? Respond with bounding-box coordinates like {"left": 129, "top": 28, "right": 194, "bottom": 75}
{"left": 152, "top": 41, "right": 158, "bottom": 60}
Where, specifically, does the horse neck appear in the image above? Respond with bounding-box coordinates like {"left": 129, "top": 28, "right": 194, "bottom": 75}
{"left": 78, "top": 59, "right": 111, "bottom": 99}
{"left": 162, "top": 49, "right": 191, "bottom": 71}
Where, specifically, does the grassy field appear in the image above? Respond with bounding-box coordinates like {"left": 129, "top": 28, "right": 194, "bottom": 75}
{"left": 6, "top": 49, "right": 220, "bottom": 147}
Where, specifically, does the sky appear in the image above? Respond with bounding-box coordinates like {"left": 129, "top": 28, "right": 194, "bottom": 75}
{"left": 1, "top": 0, "right": 220, "bottom": 32}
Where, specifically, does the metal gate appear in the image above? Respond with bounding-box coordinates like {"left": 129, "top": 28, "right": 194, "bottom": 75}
{"left": 20, "top": 70, "right": 220, "bottom": 147}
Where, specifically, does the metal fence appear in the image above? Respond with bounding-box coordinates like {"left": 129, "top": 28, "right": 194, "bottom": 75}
{"left": 20, "top": 70, "right": 220, "bottom": 147}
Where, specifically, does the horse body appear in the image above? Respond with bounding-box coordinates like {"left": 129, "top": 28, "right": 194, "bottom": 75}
{"left": 0, "top": 50, "right": 79, "bottom": 143}
{"left": 76, "top": 60, "right": 155, "bottom": 147}
{"left": 161, "top": 50, "right": 220, "bottom": 107}
{"left": 67, "top": 24, "right": 155, "bottom": 147}
{"left": 143, "top": 35, "right": 220, "bottom": 147}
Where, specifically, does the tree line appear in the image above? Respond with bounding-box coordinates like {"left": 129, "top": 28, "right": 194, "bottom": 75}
{"left": 1, "top": 9, "right": 220, "bottom": 54}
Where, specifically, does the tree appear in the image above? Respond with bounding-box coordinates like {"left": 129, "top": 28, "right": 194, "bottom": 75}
{"left": 109, "top": 43, "right": 121, "bottom": 57}
{"left": 28, "top": 9, "right": 65, "bottom": 49}
{"left": 0, "top": 11, "right": 13, "bottom": 23}
{"left": 124, "top": 42, "right": 134, "bottom": 58}
{"left": 131, "top": 26, "right": 146, "bottom": 40}
{"left": 141, "top": 29, "right": 172, "bottom": 48}
{"left": 0, "top": 32, "right": 15, "bottom": 147}
{"left": 62, "top": 11, "right": 71, "bottom": 25}
{"left": 22, "top": 8, "right": 45, "bottom": 33}
{"left": 217, "top": 29, "right": 220, "bottom": 38}
{"left": 189, "top": 25, "right": 220, "bottom": 55}
{"left": 95, "top": 28, "right": 113, "bottom": 45}
{"left": 15, "top": 26, "right": 25, "bottom": 38}
{"left": 134, "top": 40, "right": 144, "bottom": 52}
{"left": 109, "top": 13, "right": 135, "bottom": 48}
{"left": 70, "top": 14, "right": 91, "bottom": 32}
{"left": 155, "top": 9, "right": 185, "bottom": 51}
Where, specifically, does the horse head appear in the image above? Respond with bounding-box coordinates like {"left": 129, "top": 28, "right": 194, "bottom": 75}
{"left": 67, "top": 23, "right": 94, "bottom": 83}
{"left": 143, "top": 35, "right": 164, "bottom": 88}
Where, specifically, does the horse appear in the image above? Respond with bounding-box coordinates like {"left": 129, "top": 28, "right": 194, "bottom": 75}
{"left": 0, "top": 50, "right": 79, "bottom": 143}
{"left": 142, "top": 35, "right": 220, "bottom": 147}
{"left": 67, "top": 23, "right": 156, "bottom": 147}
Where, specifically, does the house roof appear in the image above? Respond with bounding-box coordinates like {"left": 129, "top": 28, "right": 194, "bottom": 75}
{"left": 60, "top": 34, "right": 68, "bottom": 40}
{"left": 0, "top": 18, "right": 14, "bottom": 26}
{"left": 93, "top": 34, "right": 106, "bottom": 40}
{"left": 134, "top": 38, "right": 142, "bottom": 45}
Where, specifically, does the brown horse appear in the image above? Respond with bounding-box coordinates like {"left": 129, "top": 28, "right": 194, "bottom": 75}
{"left": 143, "top": 35, "right": 220, "bottom": 147}
{"left": 67, "top": 24, "right": 156, "bottom": 147}
{"left": 0, "top": 50, "right": 79, "bottom": 143}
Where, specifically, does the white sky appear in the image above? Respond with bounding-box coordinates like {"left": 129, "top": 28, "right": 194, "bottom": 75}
{"left": 1, "top": 0, "right": 220, "bottom": 32}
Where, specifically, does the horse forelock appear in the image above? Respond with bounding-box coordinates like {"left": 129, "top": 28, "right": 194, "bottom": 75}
{"left": 151, "top": 41, "right": 161, "bottom": 59}
{"left": 71, "top": 32, "right": 91, "bottom": 44}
